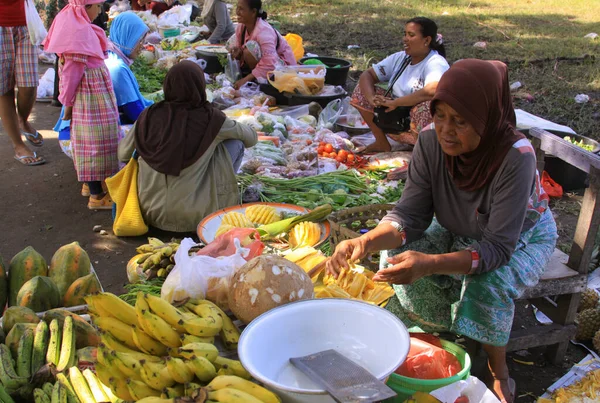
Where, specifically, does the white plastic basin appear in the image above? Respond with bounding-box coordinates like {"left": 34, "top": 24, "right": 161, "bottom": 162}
{"left": 238, "top": 298, "right": 410, "bottom": 403}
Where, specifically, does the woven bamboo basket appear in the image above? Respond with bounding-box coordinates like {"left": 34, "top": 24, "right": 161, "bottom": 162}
{"left": 328, "top": 204, "right": 395, "bottom": 271}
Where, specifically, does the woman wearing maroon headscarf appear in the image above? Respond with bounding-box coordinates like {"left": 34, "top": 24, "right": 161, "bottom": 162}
{"left": 327, "top": 59, "right": 557, "bottom": 403}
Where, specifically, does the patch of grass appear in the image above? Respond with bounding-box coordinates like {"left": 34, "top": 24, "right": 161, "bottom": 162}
{"left": 268, "top": 0, "right": 600, "bottom": 139}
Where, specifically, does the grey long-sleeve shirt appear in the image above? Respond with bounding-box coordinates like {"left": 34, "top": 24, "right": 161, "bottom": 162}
{"left": 382, "top": 128, "right": 539, "bottom": 274}
{"left": 204, "top": 1, "right": 235, "bottom": 44}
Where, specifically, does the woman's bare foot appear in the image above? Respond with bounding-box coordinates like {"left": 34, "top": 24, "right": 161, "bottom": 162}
{"left": 356, "top": 140, "right": 392, "bottom": 154}
{"left": 14, "top": 144, "right": 44, "bottom": 165}
{"left": 491, "top": 378, "right": 515, "bottom": 403}
{"left": 19, "top": 120, "right": 44, "bottom": 146}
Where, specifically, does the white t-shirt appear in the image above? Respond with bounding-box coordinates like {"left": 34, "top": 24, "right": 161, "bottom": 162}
{"left": 372, "top": 50, "right": 449, "bottom": 98}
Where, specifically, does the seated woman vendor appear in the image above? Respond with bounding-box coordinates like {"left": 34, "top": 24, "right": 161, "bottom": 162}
{"left": 200, "top": 0, "right": 235, "bottom": 44}
{"left": 227, "top": 0, "right": 296, "bottom": 89}
{"left": 55, "top": 12, "right": 153, "bottom": 158}
{"left": 327, "top": 60, "right": 557, "bottom": 403}
{"left": 352, "top": 17, "right": 449, "bottom": 153}
{"left": 119, "top": 61, "right": 258, "bottom": 232}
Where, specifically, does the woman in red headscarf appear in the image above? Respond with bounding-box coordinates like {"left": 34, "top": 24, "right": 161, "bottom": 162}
{"left": 326, "top": 59, "right": 557, "bottom": 403}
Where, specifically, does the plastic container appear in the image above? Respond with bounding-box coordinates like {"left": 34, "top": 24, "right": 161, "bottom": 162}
{"left": 159, "top": 27, "right": 181, "bottom": 38}
{"left": 300, "top": 56, "right": 352, "bottom": 87}
{"left": 537, "top": 131, "right": 600, "bottom": 191}
{"left": 196, "top": 49, "right": 224, "bottom": 74}
{"left": 288, "top": 91, "right": 347, "bottom": 109}
{"left": 385, "top": 339, "right": 472, "bottom": 402}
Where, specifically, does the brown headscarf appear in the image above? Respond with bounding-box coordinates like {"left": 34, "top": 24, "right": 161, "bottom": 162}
{"left": 430, "top": 59, "right": 526, "bottom": 192}
{"left": 134, "top": 61, "right": 226, "bottom": 176}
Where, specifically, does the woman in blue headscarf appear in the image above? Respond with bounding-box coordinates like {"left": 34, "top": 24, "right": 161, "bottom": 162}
{"left": 55, "top": 11, "right": 153, "bottom": 195}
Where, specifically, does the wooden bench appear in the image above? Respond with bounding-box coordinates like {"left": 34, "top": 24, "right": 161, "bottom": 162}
{"left": 505, "top": 127, "right": 600, "bottom": 363}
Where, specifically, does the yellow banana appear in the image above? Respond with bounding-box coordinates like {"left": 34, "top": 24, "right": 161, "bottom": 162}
{"left": 208, "top": 387, "right": 263, "bottom": 403}
{"left": 213, "top": 356, "right": 251, "bottom": 379}
{"left": 181, "top": 334, "right": 215, "bottom": 345}
{"left": 136, "top": 291, "right": 152, "bottom": 334}
{"left": 89, "top": 292, "right": 138, "bottom": 326}
{"left": 185, "top": 382, "right": 203, "bottom": 397}
{"left": 196, "top": 300, "right": 240, "bottom": 350}
{"left": 94, "top": 317, "right": 138, "bottom": 350}
{"left": 178, "top": 342, "right": 219, "bottom": 362}
{"left": 148, "top": 237, "right": 165, "bottom": 247}
{"left": 136, "top": 397, "right": 177, "bottom": 403}
{"left": 136, "top": 244, "right": 156, "bottom": 254}
{"left": 69, "top": 366, "right": 96, "bottom": 403}
{"left": 141, "top": 309, "right": 181, "bottom": 348}
{"left": 217, "top": 365, "right": 237, "bottom": 376}
{"left": 185, "top": 355, "right": 217, "bottom": 382}
{"left": 182, "top": 316, "right": 222, "bottom": 337}
{"left": 139, "top": 359, "right": 176, "bottom": 390}
{"left": 127, "top": 378, "right": 161, "bottom": 400}
{"left": 82, "top": 368, "right": 111, "bottom": 403}
{"left": 109, "top": 375, "right": 135, "bottom": 401}
{"left": 144, "top": 294, "right": 187, "bottom": 333}
{"left": 101, "top": 333, "right": 162, "bottom": 362}
{"left": 208, "top": 375, "right": 281, "bottom": 403}
{"left": 132, "top": 324, "right": 169, "bottom": 356}
{"left": 56, "top": 373, "right": 80, "bottom": 403}
{"left": 166, "top": 357, "right": 194, "bottom": 383}
{"left": 187, "top": 303, "right": 224, "bottom": 329}
{"left": 101, "top": 383, "right": 121, "bottom": 403}
{"left": 97, "top": 344, "right": 110, "bottom": 366}
{"left": 112, "top": 350, "right": 144, "bottom": 381}
{"left": 85, "top": 295, "right": 115, "bottom": 318}
{"left": 94, "top": 362, "right": 118, "bottom": 390}
{"left": 162, "top": 384, "right": 185, "bottom": 398}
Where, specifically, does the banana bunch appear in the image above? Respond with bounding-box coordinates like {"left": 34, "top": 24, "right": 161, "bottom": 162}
{"left": 132, "top": 237, "right": 181, "bottom": 280}
{"left": 87, "top": 292, "right": 249, "bottom": 401}
{"left": 32, "top": 382, "right": 55, "bottom": 403}
{"left": 283, "top": 246, "right": 327, "bottom": 280}
{"left": 288, "top": 222, "right": 322, "bottom": 248}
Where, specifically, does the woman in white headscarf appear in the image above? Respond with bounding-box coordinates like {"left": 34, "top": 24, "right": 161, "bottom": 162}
{"left": 201, "top": 0, "right": 235, "bottom": 44}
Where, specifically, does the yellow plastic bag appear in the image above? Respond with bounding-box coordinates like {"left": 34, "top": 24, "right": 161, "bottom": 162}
{"left": 105, "top": 157, "right": 148, "bottom": 237}
{"left": 268, "top": 67, "right": 325, "bottom": 95}
{"left": 283, "top": 33, "right": 304, "bottom": 61}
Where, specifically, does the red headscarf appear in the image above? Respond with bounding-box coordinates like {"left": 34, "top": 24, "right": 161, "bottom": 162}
{"left": 134, "top": 61, "right": 227, "bottom": 176}
{"left": 431, "top": 59, "right": 526, "bottom": 192}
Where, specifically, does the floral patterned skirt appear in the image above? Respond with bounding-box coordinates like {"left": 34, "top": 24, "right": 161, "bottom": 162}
{"left": 381, "top": 208, "right": 557, "bottom": 346}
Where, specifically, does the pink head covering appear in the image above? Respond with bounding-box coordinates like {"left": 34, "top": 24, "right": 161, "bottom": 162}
{"left": 43, "top": 0, "right": 109, "bottom": 60}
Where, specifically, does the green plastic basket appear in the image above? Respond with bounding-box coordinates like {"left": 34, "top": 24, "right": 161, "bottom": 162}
{"left": 161, "top": 27, "right": 181, "bottom": 38}
{"left": 385, "top": 339, "right": 472, "bottom": 402}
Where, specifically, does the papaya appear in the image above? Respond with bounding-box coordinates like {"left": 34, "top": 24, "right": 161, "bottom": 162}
{"left": 5, "top": 322, "right": 37, "bottom": 359}
{"left": 48, "top": 242, "right": 91, "bottom": 301}
{"left": 0, "top": 255, "right": 7, "bottom": 311}
{"left": 43, "top": 308, "right": 100, "bottom": 348}
{"left": 63, "top": 273, "right": 102, "bottom": 307}
{"left": 8, "top": 246, "right": 48, "bottom": 306}
{"left": 16, "top": 276, "right": 61, "bottom": 312}
{"left": 76, "top": 346, "right": 97, "bottom": 363}
{"left": 2, "top": 306, "right": 40, "bottom": 335}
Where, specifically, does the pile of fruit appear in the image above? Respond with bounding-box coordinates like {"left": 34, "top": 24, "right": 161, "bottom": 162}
{"left": 215, "top": 204, "right": 332, "bottom": 248}
{"left": 316, "top": 142, "right": 366, "bottom": 169}
{"left": 537, "top": 368, "right": 600, "bottom": 403}
{"left": 87, "top": 291, "right": 279, "bottom": 402}
{"left": 1, "top": 242, "right": 102, "bottom": 312}
{"left": 574, "top": 288, "right": 600, "bottom": 351}
{"left": 127, "top": 238, "right": 182, "bottom": 283}
{"left": 0, "top": 305, "right": 101, "bottom": 402}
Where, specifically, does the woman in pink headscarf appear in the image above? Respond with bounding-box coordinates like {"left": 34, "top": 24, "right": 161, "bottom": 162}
{"left": 43, "top": 0, "right": 120, "bottom": 211}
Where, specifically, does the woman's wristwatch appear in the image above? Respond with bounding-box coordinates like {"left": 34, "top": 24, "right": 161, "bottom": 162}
{"left": 387, "top": 221, "right": 407, "bottom": 246}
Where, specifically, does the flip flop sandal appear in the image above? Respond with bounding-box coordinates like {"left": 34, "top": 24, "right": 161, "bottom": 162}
{"left": 14, "top": 152, "right": 45, "bottom": 166}
{"left": 22, "top": 130, "right": 44, "bottom": 147}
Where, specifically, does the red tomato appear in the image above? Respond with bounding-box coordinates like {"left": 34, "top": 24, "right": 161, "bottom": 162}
{"left": 338, "top": 149, "right": 349, "bottom": 159}
{"left": 335, "top": 156, "right": 344, "bottom": 163}
{"left": 319, "top": 141, "right": 326, "bottom": 147}
{"left": 306, "top": 139, "right": 313, "bottom": 146}
{"left": 347, "top": 154, "right": 356, "bottom": 163}
{"left": 329, "top": 151, "right": 337, "bottom": 158}
{"left": 324, "top": 144, "right": 334, "bottom": 153}
{"left": 317, "top": 146, "right": 325, "bottom": 154}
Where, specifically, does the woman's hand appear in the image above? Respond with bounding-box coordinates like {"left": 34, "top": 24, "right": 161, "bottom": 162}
{"left": 373, "top": 95, "right": 399, "bottom": 112}
{"left": 63, "top": 107, "right": 73, "bottom": 121}
{"left": 234, "top": 75, "right": 253, "bottom": 90}
{"left": 230, "top": 46, "right": 243, "bottom": 60}
{"left": 326, "top": 237, "right": 370, "bottom": 278}
{"left": 372, "top": 251, "right": 435, "bottom": 284}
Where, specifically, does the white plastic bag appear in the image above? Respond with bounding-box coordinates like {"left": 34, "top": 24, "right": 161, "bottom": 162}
{"left": 161, "top": 238, "right": 248, "bottom": 305}
{"left": 318, "top": 98, "right": 343, "bottom": 130}
{"left": 25, "top": 0, "right": 47, "bottom": 46}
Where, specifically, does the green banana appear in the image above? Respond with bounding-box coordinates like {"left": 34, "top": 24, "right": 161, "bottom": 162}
{"left": 34, "top": 388, "right": 51, "bottom": 403}
{"left": 0, "top": 384, "right": 15, "bottom": 403}
{"left": 43, "top": 382, "right": 54, "bottom": 397}
{"left": 52, "top": 380, "right": 69, "bottom": 403}
{"left": 32, "top": 321, "right": 50, "bottom": 376}
{"left": 0, "top": 344, "right": 27, "bottom": 390}
{"left": 16, "top": 327, "right": 34, "bottom": 378}
{"left": 56, "top": 373, "right": 80, "bottom": 403}
{"left": 56, "top": 316, "right": 74, "bottom": 372}
{"left": 47, "top": 319, "right": 61, "bottom": 367}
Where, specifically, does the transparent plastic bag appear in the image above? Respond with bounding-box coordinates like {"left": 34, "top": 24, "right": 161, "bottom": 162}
{"left": 225, "top": 53, "right": 241, "bottom": 83}
{"left": 318, "top": 98, "right": 343, "bottom": 130}
{"left": 161, "top": 237, "right": 248, "bottom": 305}
{"left": 239, "top": 82, "right": 261, "bottom": 99}
{"left": 25, "top": 0, "right": 47, "bottom": 46}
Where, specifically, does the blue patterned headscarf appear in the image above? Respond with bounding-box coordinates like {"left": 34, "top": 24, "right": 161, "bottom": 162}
{"left": 109, "top": 12, "right": 149, "bottom": 57}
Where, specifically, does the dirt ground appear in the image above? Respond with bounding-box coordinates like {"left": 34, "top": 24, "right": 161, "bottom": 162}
{"left": 0, "top": 64, "right": 593, "bottom": 402}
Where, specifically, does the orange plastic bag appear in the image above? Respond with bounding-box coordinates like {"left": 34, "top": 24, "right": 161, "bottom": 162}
{"left": 542, "top": 170, "right": 563, "bottom": 198}
{"left": 196, "top": 228, "right": 265, "bottom": 261}
{"left": 284, "top": 33, "right": 305, "bottom": 61}
{"left": 395, "top": 337, "right": 462, "bottom": 380}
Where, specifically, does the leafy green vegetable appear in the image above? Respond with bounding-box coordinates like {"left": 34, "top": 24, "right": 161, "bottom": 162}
{"left": 131, "top": 59, "right": 168, "bottom": 94}
{"left": 119, "top": 278, "right": 164, "bottom": 305}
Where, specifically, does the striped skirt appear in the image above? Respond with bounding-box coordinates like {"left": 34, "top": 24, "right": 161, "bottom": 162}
{"left": 382, "top": 208, "right": 557, "bottom": 346}
{"left": 71, "top": 64, "right": 120, "bottom": 182}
